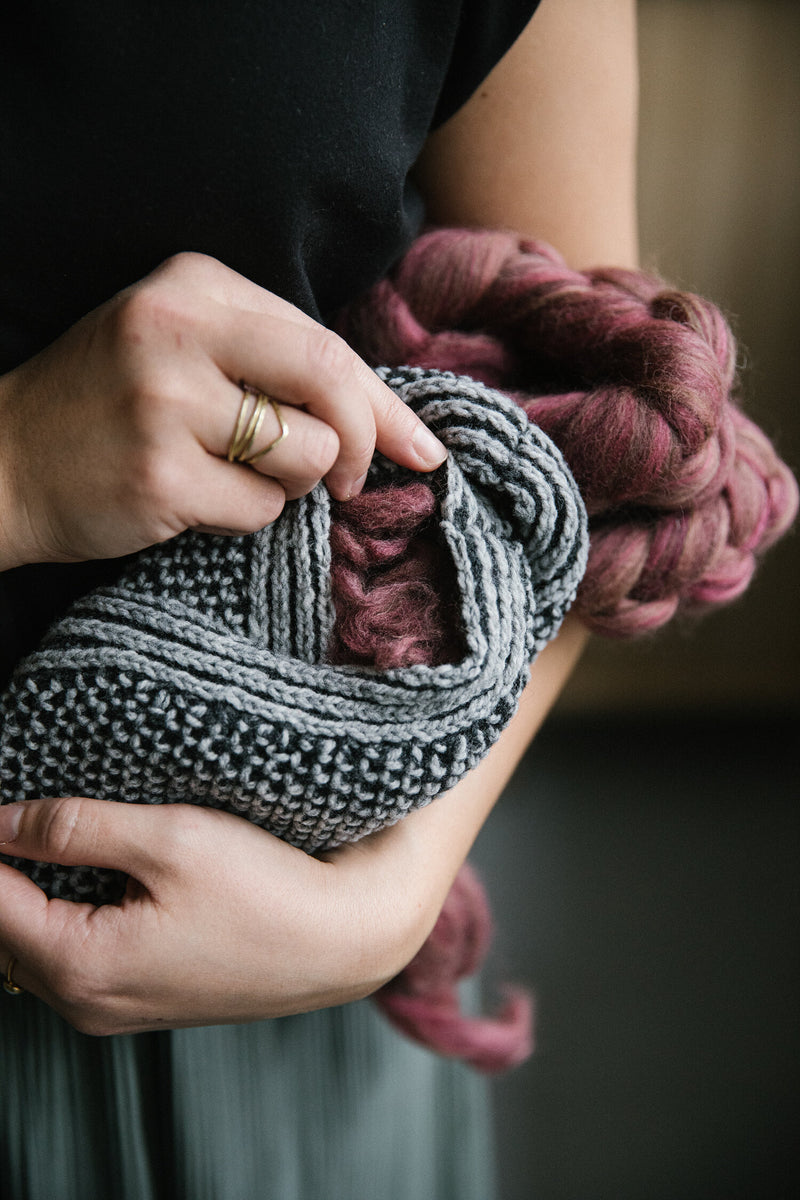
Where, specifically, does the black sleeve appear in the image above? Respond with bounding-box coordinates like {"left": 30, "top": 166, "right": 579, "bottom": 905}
{"left": 431, "top": 0, "right": 542, "bottom": 129}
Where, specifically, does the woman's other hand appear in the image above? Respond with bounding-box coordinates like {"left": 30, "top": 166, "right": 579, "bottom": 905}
{"left": 0, "top": 621, "right": 587, "bottom": 1034}
{"left": 0, "top": 252, "right": 446, "bottom": 571}
{"left": 0, "top": 797, "right": 423, "bottom": 1033}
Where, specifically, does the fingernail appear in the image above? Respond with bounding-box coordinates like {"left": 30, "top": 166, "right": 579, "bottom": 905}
{"left": 325, "top": 472, "right": 350, "bottom": 502}
{"left": 0, "top": 804, "right": 23, "bottom": 845}
{"left": 326, "top": 471, "right": 367, "bottom": 502}
{"left": 347, "top": 472, "right": 368, "bottom": 500}
{"left": 412, "top": 425, "right": 447, "bottom": 467}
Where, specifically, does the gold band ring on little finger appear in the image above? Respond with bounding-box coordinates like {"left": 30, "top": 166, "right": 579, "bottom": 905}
{"left": 3, "top": 957, "right": 24, "bottom": 996}
{"left": 227, "top": 384, "right": 288, "bottom": 464}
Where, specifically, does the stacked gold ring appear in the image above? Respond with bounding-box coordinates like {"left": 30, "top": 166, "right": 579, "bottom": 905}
{"left": 3, "top": 957, "right": 24, "bottom": 996}
{"left": 227, "top": 384, "right": 288, "bottom": 464}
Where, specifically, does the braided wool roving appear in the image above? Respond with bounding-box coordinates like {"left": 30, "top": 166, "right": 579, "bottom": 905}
{"left": 337, "top": 228, "right": 799, "bottom": 637}
{"left": 331, "top": 229, "right": 798, "bottom": 1067}
{"left": 0, "top": 368, "right": 588, "bottom": 904}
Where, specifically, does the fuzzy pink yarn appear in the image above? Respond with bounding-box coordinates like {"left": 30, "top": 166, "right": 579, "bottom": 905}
{"left": 337, "top": 227, "right": 798, "bottom": 637}
{"left": 374, "top": 863, "right": 533, "bottom": 1073}
{"left": 328, "top": 483, "right": 465, "bottom": 669}
{"left": 328, "top": 228, "right": 798, "bottom": 1073}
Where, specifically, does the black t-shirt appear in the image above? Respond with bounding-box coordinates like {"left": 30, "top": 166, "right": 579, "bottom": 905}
{"left": 1, "top": 0, "right": 539, "bottom": 370}
{"left": 0, "top": 0, "right": 540, "bottom": 679}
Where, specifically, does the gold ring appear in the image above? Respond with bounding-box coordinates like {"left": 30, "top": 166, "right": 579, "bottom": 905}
{"left": 226, "top": 384, "right": 264, "bottom": 462}
{"left": 3, "top": 957, "right": 24, "bottom": 996}
{"left": 241, "top": 397, "right": 288, "bottom": 463}
{"left": 227, "top": 385, "right": 288, "bottom": 463}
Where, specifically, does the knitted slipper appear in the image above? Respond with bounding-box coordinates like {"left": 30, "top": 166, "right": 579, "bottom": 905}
{"left": 0, "top": 367, "right": 588, "bottom": 902}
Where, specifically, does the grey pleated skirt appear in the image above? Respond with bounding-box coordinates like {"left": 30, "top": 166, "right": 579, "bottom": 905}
{"left": 1, "top": 995, "right": 495, "bottom": 1200}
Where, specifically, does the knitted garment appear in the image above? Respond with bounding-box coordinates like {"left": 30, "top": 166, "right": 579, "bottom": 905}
{"left": 0, "top": 368, "right": 587, "bottom": 903}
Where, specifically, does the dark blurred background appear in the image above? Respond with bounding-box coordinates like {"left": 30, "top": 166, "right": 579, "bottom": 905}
{"left": 474, "top": 4, "right": 800, "bottom": 1197}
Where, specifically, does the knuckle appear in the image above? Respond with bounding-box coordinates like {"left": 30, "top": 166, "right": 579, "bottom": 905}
{"left": 352, "top": 351, "right": 383, "bottom": 394}
{"left": 124, "top": 448, "right": 183, "bottom": 513}
{"left": 28, "top": 796, "right": 87, "bottom": 863}
{"left": 112, "top": 286, "right": 176, "bottom": 342}
{"left": 158, "top": 249, "right": 218, "bottom": 276}
{"left": 327, "top": 424, "right": 375, "bottom": 475}
{"left": 151, "top": 250, "right": 225, "bottom": 290}
{"left": 370, "top": 376, "right": 411, "bottom": 427}
{"left": 305, "top": 328, "right": 355, "bottom": 388}
{"left": 258, "top": 483, "right": 287, "bottom": 527}
{"left": 152, "top": 803, "right": 243, "bottom": 883}
{"left": 111, "top": 276, "right": 198, "bottom": 349}
{"left": 350, "top": 431, "right": 377, "bottom": 468}
{"left": 301, "top": 422, "right": 340, "bottom": 475}
{"left": 150, "top": 803, "right": 207, "bottom": 869}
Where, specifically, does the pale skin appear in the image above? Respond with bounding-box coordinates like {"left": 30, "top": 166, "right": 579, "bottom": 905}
{"left": 0, "top": 0, "right": 638, "bottom": 1034}
{"left": 0, "top": 254, "right": 449, "bottom": 571}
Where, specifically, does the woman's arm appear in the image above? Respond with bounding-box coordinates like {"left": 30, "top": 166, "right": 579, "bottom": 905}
{"left": 415, "top": 0, "right": 639, "bottom": 269}
{"left": 328, "top": 615, "right": 592, "bottom": 957}
{"left": 379, "top": 0, "right": 638, "bottom": 920}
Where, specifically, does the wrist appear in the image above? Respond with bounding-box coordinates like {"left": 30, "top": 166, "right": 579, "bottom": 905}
{"left": 0, "top": 369, "right": 36, "bottom": 571}
{"left": 322, "top": 819, "right": 454, "bottom": 989}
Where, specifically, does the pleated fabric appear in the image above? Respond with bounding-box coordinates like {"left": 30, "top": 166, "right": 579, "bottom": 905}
{"left": 1, "top": 997, "right": 495, "bottom": 1200}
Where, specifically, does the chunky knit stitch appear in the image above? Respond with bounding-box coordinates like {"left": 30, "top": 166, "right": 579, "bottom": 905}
{"left": 0, "top": 368, "right": 587, "bottom": 903}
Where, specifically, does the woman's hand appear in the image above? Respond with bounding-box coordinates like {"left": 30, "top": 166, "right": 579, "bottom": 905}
{"left": 0, "top": 621, "right": 588, "bottom": 1034}
{"left": 0, "top": 797, "right": 433, "bottom": 1035}
{"left": 0, "top": 252, "right": 446, "bottom": 571}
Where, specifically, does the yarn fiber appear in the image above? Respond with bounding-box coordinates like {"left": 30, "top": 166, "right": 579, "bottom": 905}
{"left": 337, "top": 228, "right": 798, "bottom": 637}
{"left": 0, "top": 368, "right": 587, "bottom": 904}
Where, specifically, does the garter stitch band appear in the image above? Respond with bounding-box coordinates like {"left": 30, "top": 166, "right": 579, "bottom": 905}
{"left": 0, "top": 367, "right": 588, "bottom": 904}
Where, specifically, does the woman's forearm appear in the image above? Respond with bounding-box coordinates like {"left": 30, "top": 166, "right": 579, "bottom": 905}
{"left": 383, "top": 0, "right": 640, "bottom": 951}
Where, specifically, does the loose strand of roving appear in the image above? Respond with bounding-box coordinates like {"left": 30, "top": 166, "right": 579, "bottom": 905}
{"left": 328, "top": 483, "right": 535, "bottom": 1069}
{"left": 375, "top": 862, "right": 533, "bottom": 1074}
{"left": 325, "top": 463, "right": 534, "bottom": 1069}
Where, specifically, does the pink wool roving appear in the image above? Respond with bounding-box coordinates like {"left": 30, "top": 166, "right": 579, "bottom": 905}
{"left": 337, "top": 227, "right": 798, "bottom": 637}
{"left": 327, "top": 482, "right": 465, "bottom": 669}
{"left": 326, "top": 229, "right": 798, "bottom": 1074}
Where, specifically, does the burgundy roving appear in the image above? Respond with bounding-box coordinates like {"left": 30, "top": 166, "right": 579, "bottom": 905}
{"left": 336, "top": 227, "right": 798, "bottom": 638}
{"left": 333, "top": 227, "right": 798, "bottom": 1071}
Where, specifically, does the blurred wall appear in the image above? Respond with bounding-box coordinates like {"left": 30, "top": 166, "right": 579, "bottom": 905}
{"left": 558, "top": 0, "right": 800, "bottom": 715}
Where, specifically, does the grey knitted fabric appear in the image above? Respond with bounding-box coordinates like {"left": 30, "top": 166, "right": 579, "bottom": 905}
{"left": 0, "top": 368, "right": 588, "bottom": 902}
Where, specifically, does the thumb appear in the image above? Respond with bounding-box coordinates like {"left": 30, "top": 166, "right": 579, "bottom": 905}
{"left": 0, "top": 796, "right": 169, "bottom": 885}
{"left": 0, "top": 859, "right": 56, "bottom": 999}
{"left": 0, "top": 833, "right": 123, "bottom": 1019}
